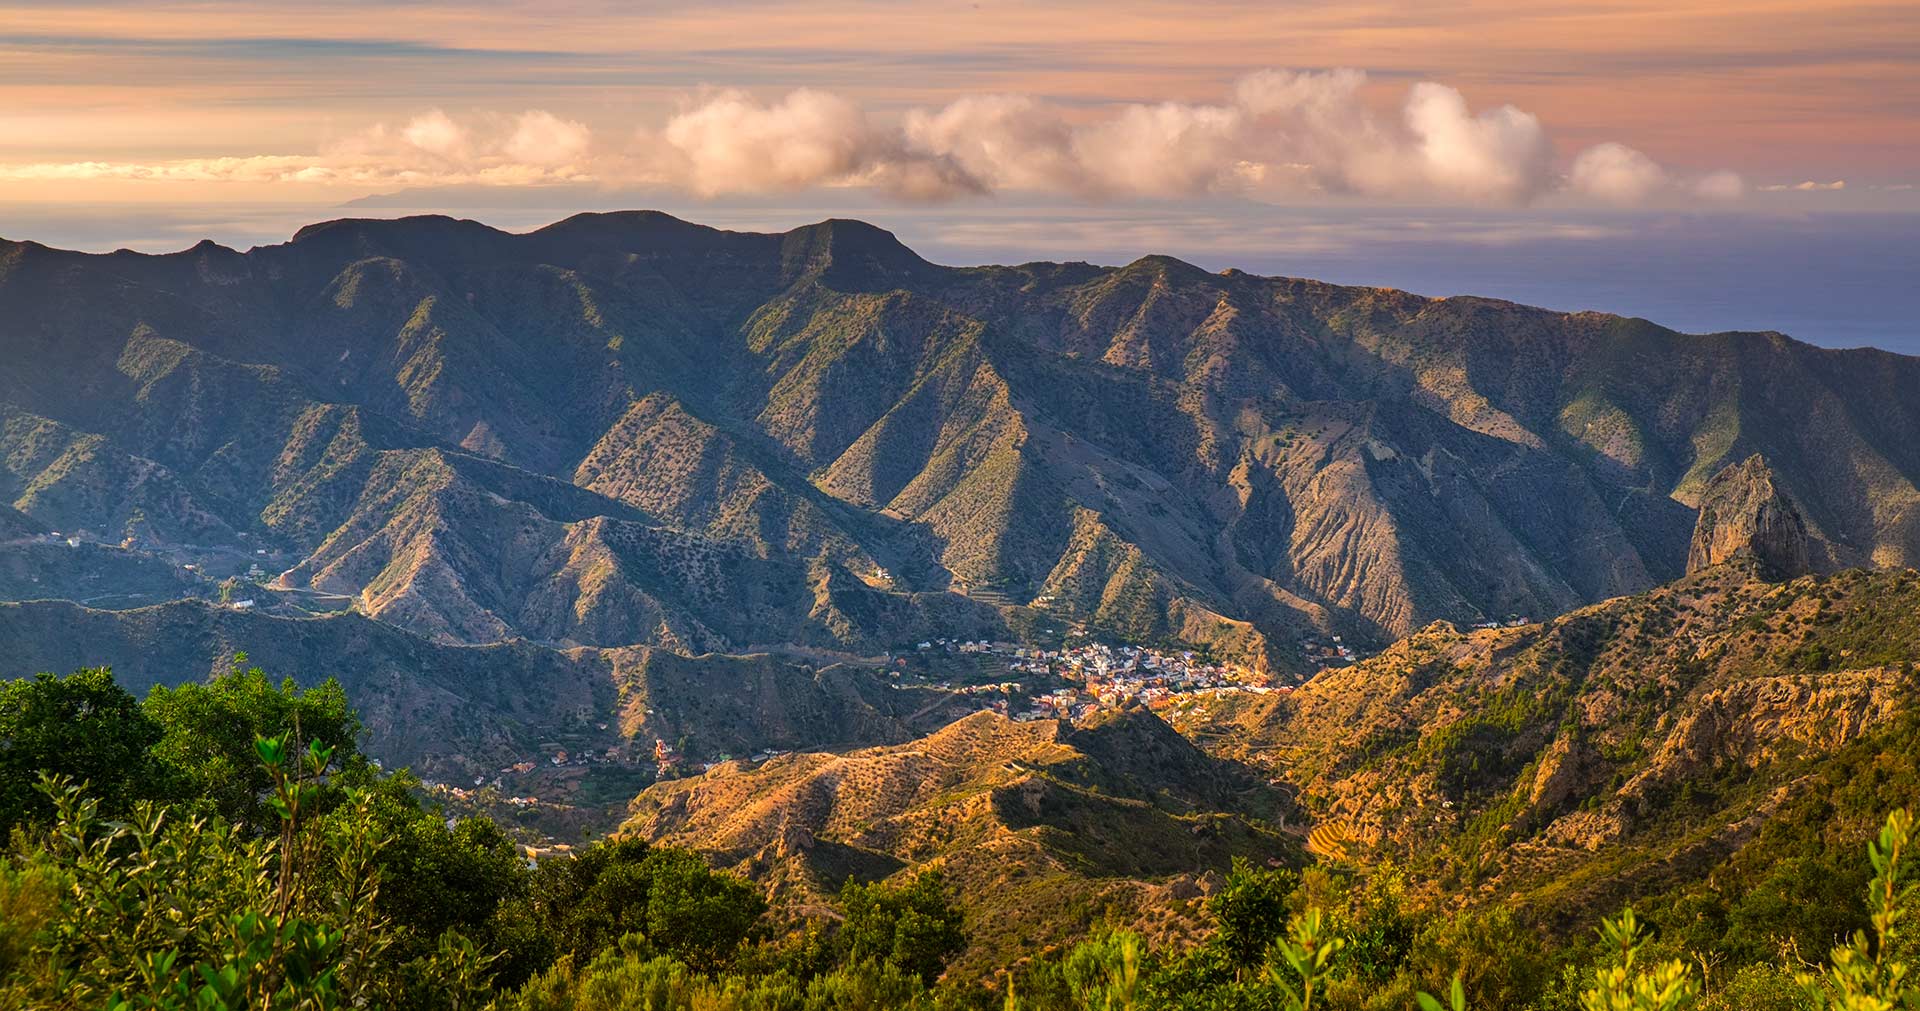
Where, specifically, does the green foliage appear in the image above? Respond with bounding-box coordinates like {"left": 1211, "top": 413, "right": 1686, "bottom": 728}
{"left": 3, "top": 774, "right": 366, "bottom": 1009}
{"left": 315, "top": 771, "right": 529, "bottom": 963}
{"left": 144, "top": 655, "right": 362, "bottom": 832}
{"left": 1207, "top": 858, "right": 1296, "bottom": 978}
{"left": 1422, "top": 907, "right": 1552, "bottom": 1010}
{"left": 644, "top": 848, "right": 771, "bottom": 972}
{"left": 1267, "top": 907, "right": 1344, "bottom": 1011}
{"left": 512, "top": 943, "right": 700, "bottom": 1011}
{"left": 1325, "top": 867, "right": 1415, "bottom": 987}
{"left": 839, "top": 871, "right": 968, "bottom": 985}
{"left": 1798, "top": 809, "right": 1919, "bottom": 1011}
{"left": 1415, "top": 976, "right": 1466, "bottom": 1011}
{"left": 1702, "top": 964, "right": 1809, "bottom": 1011}
{"left": 496, "top": 836, "right": 767, "bottom": 983}
{"left": 804, "top": 957, "right": 930, "bottom": 1011}
{"left": 0, "top": 667, "right": 163, "bottom": 833}
{"left": 1061, "top": 931, "right": 1144, "bottom": 1011}
{"left": 1718, "top": 855, "right": 1869, "bottom": 966}
{"left": 1578, "top": 909, "right": 1700, "bottom": 1011}
{"left": 0, "top": 662, "right": 531, "bottom": 1009}
{"left": 507, "top": 938, "right": 921, "bottom": 1011}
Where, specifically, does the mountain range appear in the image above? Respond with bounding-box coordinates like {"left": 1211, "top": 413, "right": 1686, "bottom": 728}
{"left": 5, "top": 211, "right": 1918, "bottom": 682}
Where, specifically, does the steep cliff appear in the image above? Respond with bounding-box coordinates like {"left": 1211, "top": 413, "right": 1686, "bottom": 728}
{"left": 1686, "top": 455, "right": 1817, "bottom": 578}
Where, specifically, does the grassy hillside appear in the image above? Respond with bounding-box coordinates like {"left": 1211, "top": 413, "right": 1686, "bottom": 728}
{"left": 1176, "top": 561, "right": 1920, "bottom": 930}
{"left": 626, "top": 706, "right": 1296, "bottom": 977}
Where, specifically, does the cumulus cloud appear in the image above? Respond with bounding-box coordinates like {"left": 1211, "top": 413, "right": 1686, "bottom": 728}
{"left": 399, "top": 110, "right": 469, "bottom": 161}
{"left": 505, "top": 111, "right": 592, "bottom": 167}
{"left": 654, "top": 89, "right": 878, "bottom": 195}
{"left": 0, "top": 71, "right": 1746, "bottom": 208}
{"left": 1760, "top": 179, "right": 1847, "bottom": 191}
{"left": 902, "top": 94, "right": 1082, "bottom": 192}
{"left": 897, "top": 69, "right": 1560, "bottom": 203}
{"left": 1568, "top": 142, "right": 1668, "bottom": 205}
{"left": 644, "top": 88, "right": 977, "bottom": 199}
{"left": 1401, "top": 83, "right": 1553, "bottom": 202}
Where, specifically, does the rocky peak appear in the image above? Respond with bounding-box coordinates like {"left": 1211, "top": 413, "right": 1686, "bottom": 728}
{"left": 1686, "top": 454, "right": 1814, "bottom": 578}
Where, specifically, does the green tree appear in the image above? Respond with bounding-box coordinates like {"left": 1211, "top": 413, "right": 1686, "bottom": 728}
{"left": 499, "top": 838, "right": 656, "bottom": 980}
{"left": 315, "top": 773, "right": 528, "bottom": 958}
{"left": 0, "top": 668, "right": 163, "bottom": 833}
{"left": 838, "top": 871, "right": 966, "bottom": 986}
{"left": 1406, "top": 906, "right": 1550, "bottom": 1011}
{"left": 144, "top": 656, "right": 362, "bottom": 831}
{"left": 1207, "top": 858, "right": 1296, "bottom": 979}
{"left": 496, "top": 837, "right": 765, "bottom": 986}
{"left": 1722, "top": 855, "right": 1870, "bottom": 966}
{"left": 644, "top": 848, "right": 768, "bottom": 972}
{"left": 804, "top": 957, "right": 926, "bottom": 1011}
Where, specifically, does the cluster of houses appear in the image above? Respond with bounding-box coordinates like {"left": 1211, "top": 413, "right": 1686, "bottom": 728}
{"left": 1015, "top": 666, "right": 1282, "bottom": 722}
{"left": 537, "top": 744, "right": 631, "bottom": 769}
{"left": 916, "top": 637, "right": 1252, "bottom": 680}
{"left": 423, "top": 746, "right": 631, "bottom": 809}
{"left": 417, "top": 634, "right": 1309, "bottom": 817}
{"left": 907, "top": 637, "right": 1278, "bottom": 722}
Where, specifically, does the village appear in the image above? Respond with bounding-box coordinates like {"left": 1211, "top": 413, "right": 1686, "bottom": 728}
{"left": 893, "top": 635, "right": 1289, "bottom": 723}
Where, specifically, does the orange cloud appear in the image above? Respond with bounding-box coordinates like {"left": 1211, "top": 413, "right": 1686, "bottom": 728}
{"left": 0, "top": 0, "right": 1907, "bottom": 199}
{"left": 0, "top": 71, "right": 1747, "bottom": 207}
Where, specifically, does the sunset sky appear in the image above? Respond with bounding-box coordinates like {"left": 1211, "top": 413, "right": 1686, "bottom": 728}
{"left": 1, "top": 0, "right": 1915, "bottom": 348}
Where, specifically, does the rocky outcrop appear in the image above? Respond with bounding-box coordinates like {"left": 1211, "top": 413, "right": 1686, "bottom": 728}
{"left": 1686, "top": 455, "right": 1814, "bottom": 578}
{"left": 1543, "top": 669, "right": 1905, "bottom": 849}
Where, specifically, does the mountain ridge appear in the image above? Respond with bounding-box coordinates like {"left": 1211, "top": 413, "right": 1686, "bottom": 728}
{"left": 3, "top": 211, "right": 1918, "bottom": 676}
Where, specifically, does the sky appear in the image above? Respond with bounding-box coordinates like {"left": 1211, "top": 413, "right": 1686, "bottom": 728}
{"left": 0, "top": 1, "right": 1915, "bottom": 350}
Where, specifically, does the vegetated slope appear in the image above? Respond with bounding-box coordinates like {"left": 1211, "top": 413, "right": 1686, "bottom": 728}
{"left": 0, "top": 540, "right": 198, "bottom": 604}
{"left": 625, "top": 706, "right": 1294, "bottom": 977}
{"left": 0, "top": 598, "right": 955, "bottom": 781}
{"left": 0, "top": 504, "right": 40, "bottom": 540}
{"left": 3, "top": 212, "right": 1919, "bottom": 673}
{"left": 1181, "top": 559, "right": 1920, "bottom": 928}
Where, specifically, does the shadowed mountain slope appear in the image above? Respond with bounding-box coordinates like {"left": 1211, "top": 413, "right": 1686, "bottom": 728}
{"left": 0, "top": 598, "right": 961, "bottom": 781}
